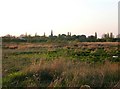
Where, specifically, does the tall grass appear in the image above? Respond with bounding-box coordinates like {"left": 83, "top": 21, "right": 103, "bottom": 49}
{"left": 3, "top": 59, "right": 119, "bottom": 88}
{"left": 2, "top": 42, "right": 119, "bottom": 88}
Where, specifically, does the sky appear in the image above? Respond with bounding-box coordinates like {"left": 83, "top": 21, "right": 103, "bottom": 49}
{"left": 0, "top": 0, "right": 119, "bottom": 38}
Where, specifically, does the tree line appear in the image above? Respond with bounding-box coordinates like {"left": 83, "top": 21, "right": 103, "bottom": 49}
{"left": 2, "top": 31, "right": 120, "bottom": 43}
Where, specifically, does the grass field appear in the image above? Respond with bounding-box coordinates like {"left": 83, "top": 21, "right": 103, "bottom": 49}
{"left": 2, "top": 42, "right": 120, "bottom": 89}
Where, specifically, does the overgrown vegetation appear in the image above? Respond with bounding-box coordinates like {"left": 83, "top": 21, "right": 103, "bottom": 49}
{"left": 2, "top": 42, "right": 120, "bottom": 88}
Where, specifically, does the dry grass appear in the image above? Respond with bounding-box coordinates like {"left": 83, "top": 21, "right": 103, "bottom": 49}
{"left": 3, "top": 42, "right": 119, "bottom": 49}
{"left": 22, "top": 58, "right": 119, "bottom": 88}
{"left": 2, "top": 42, "right": 119, "bottom": 88}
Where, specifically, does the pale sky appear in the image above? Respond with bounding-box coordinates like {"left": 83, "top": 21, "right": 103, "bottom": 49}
{"left": 0, "top": 0, "right": 119, "bottom": 38}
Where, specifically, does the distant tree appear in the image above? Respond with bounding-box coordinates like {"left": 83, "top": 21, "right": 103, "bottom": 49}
{"left": 70, "top": 32, "right": 71, "bottom": 36}
{"left": 79, "top": 35, "right": 87, "bottom": 42}
{"left": 102, "top": 33, "right": 114, "bottom": 42}
{"left": 5, "top": 34, "right": 11, "bottom": 38}
{"left": 95, "top": 32, "right": 97, "bottom": 39}
{"left": 58, "top": 34, "right": 61, "bottom": 37}
{"left": 102, "top": 33, "right": 109, "bottom": 39}
{"left": 58, "top": 34, "right": 66, "bottom": 40}
{"left": 67, "top": 32, "right": 70, "bottom": 36}
{"left": 51, "top": 30, "right": 53, "bottom": 37}
{"left": 107, "top": 33, "right": 109, "bottom": 38}
{"left": 72, "top": 35, "right": 77, "bottom": 40}
{"left": 44, "top": 32, "right": 46, "bottom": 37}
{"left": 110, "top": 32, "right": 114, "bottom": 38}
{"left": 62, "top": 34, "right": 66, "bottom": 38}
{"left": 67, "top": 32, "right": 71, "bottom": 38}
{"left": 87, "top": 35, "right": 96, "bottom": 42}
